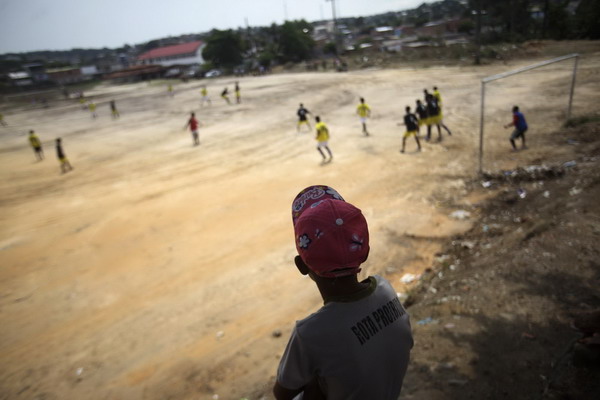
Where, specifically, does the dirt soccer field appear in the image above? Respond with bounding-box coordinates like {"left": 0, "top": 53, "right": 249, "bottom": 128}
{"left": 1, "top": 43, "right": 599, "bottom": 399}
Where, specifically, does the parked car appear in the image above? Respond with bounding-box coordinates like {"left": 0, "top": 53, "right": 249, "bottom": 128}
{"left": 204, "top": 69, "right": 222, "bottom": 78}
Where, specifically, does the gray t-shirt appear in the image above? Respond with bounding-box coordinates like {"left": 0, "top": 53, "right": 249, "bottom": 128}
{"left": 277, "top": 275, "right": 413, "bottom": 400}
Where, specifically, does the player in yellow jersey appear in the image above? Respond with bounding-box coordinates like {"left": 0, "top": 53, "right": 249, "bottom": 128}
{"left": 356, "top": 97, "right": 371, "bottom": 136}
{"left": 88, "top": 101, "right": 97, "bottom": 119}
{"left": 430, "top": 86, "right": 452, "bottom": 136}
{"left": 315, "top": 116, "right": 333, "bottom": 164}
{"left": 0, "top": 112, "right": 6, "bottom": 126}
{"left": 29, "top": 130, "right": 44, "bottom": 161}
{"left": 168, "top": 84, "right": 174, "bottom": 97}
{"left": 200, "top": 85, "right": 211, "bottom": 106}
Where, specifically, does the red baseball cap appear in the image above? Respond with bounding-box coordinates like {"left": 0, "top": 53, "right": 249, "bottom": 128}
{"left": 292, "top": 185, "right": 370, "bottom": 278}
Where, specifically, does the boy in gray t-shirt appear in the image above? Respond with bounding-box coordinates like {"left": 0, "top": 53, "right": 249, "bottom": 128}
{"left": 274, "top": 185, "right": 413, "bottom": 400}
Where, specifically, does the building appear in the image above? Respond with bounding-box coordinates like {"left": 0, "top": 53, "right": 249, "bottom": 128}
{"left": 137, "top": 41, "right": 206, "bottom": 67}
{"left": 46, "top": 67, "right": 82, "bottom": 85}
{"left": 104, "top": 65, "right": 165, "bottom": 83}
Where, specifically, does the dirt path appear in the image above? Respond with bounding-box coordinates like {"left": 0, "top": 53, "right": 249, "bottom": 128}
{"left": 1, "top": 43, "right": 599, "bottom": 399}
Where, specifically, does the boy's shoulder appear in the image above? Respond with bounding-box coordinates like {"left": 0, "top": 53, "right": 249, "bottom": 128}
{"left": 296, "top": 275, "right": 395, "bottom": 333}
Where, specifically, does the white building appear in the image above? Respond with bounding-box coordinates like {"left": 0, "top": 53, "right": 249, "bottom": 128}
{"left": 137, "top": 41, "right": 206, "bottom": 67}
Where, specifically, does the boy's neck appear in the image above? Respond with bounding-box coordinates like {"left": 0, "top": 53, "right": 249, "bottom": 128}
{"left": 314, "top": 275, "right": 373, "bottom": 303}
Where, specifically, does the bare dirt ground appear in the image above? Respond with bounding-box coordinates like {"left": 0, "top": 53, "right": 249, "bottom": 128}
{"left": 1, "top": 41, "right": 599, "bottom": 400}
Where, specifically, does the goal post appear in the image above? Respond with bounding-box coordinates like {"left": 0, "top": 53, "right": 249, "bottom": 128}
{"left": 478, "top": 53, "right": 580, "bottom": 174}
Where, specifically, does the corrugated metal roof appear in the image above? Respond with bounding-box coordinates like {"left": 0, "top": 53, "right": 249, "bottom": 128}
{"left": 137, "top": 41, "right": 203, "bottom": 60}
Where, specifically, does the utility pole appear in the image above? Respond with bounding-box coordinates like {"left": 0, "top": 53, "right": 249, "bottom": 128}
{"left": 325, "top": 0, "right": 341, "bottom": 54}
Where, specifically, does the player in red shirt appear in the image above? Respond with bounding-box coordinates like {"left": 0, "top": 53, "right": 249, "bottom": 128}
{"left": 184, "top": 112, "right": 200, "bottom": 146}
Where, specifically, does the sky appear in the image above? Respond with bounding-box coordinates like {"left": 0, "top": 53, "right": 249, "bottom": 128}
{"left": 0, "top": 0, "right": 435, "bottom": 54}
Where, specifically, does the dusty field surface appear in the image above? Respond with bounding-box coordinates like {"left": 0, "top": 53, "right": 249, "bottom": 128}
{"left": 1, "top": 41, "right": 599, "bottom": 399}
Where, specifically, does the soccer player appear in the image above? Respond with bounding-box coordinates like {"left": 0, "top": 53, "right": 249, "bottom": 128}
{"left": 28, "top": 130, "right": 44, "bottom": 161}
{"left": 0, "top": 112, "right": 6, "bottom": 126}
{"left": 401, "top": 106, "right": 421, "bottom": 153}
{"left": 221, "top": 88, "right": 231, "bottom": 105}
{"left": 88, "top": 101, "right": 97, "bottom": 119}
{"left": 356, "top": 97, "right": 371, "bottom": 136}
{"left": 55, "top": 138, "right": 73, "bottom": 174}
{"left": 315, "top": 116, "right": 333, "bottom": 164}
{"left": 184, "top": 112, "right": 200, "bottom": 146}
{"left": 274, "top": 185, "right": 413, "bottom": 400}
{"left": 504, "top": 105, "right": 528, "bottom": 151}
{"left": 168, "top": 84, "right": 174, "bottom": 97}
{"left": 110, "top": 100, "right": 120, "bottom": 119}
{"left": 200, "top": 86, "right": 211, "bottom": 106}
{"left": 432, "top": 86, "right": 452, "bottom": 136}
{"left": 415, "top": 99, "right": 428, "bottom": 135}
{"left": 235, "top": 82, "right": 241, "bottom": 104}
{"left": 296, "top": 104, "right": 311, "bottom": 132}
{"left": 425, "top": 94, "right": 443, "bottom": 142}
{"left": 78, "top": 93, "right": 87, "bottom": 110}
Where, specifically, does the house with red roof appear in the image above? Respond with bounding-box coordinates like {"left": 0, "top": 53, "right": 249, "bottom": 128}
{"left": 137, "top": 40, "right": 206, "bottom": 67}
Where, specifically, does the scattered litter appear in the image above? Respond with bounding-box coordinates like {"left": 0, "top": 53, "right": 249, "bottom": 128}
{"left": 517, "top": 188, "right": 527, "bottom": 199}
{"left": 481, "top": 181, "right": 492, "bottom": 188}
{"left": 444, "top": 323, "right": 456, "bottom": 329}
{"left": 461, "top": 241, "right": 475, "bottom": 249}
{"left": 449, "top": 264, "right": 457, "bottom": 271}
{"left": 438, "top": 295, "right": 462, "bottom": 303}
{"left": 566, "top": 139, "right": 579, "bottom": 145}
{"left": 569, "top": 187, "right": 582, "bottom": 196}
{"left": 212, "top": 395, "right": 219, "bottom": 400}
{"left": 75, "top": 367, "right": 83, "bottom": 376}
{"left": 438, "top": 271, "right": 444, "bottom": 279}
{"left": 543, "top": 190, "right": 550, "bottom": 198}
{"left": 417, "top": 317, "right": 437, "bottom": 325}
{"left": 450, "top": 210, "right": 471, "bottom": 220}
{"left": 429, "top": 286, "right": 438, "bottom": 294}
{"left": 484, "top": 164, "right": 564, "bottom": 182}
{"left": 216, "top": 331, "right": 225, "bottom": 339}
{"left": 436, "top": 254, "right": 450, "bottom": 263}
{"left": 272, "top": 330, "right": 282, "bottom": 338}
{"left": 563, "top": 160, "right": 577, "bottom": 167}
{"left": 400, "top": 273, "right": 419, "bottom": 284}
{"left": 396, "top": 292, "right": 408, "bottom": 302}
{"left": 514, "top": 217, "right": 522, "bottom": 223}
{"left": 440, "top": 362, "right": 456, "bottom": 369}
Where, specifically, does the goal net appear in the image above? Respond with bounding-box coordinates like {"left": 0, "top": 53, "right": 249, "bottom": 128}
{"left": 478, "top": 54, "right": 579, "bottom": 173}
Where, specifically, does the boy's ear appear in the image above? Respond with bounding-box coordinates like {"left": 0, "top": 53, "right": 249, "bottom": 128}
{"left": 294, "top": 255, "right": 310, "bottom": 275}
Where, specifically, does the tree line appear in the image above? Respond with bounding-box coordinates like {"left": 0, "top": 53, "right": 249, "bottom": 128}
{"left": 201, "top": 0, "right": 600, "bottom": 69}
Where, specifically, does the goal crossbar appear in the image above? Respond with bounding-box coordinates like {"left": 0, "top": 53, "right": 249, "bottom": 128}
{"left": 478, "top": 53, "right": 579, "bottom": 174}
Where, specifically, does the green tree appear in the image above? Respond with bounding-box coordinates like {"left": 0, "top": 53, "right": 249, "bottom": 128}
{"left": 574, "top": 0, "right": 600, "bottom": 39}
{"left": 544, "top": 1, "right": 571, "bottom": 40}
{"left": 323, "top": 42, "right": 337, "bottom": 55}
{"left": 203, "top": 29, "right": 245, "bottom": 68}
{"left": 278, "top": 20, "right": 315, "bottom": 63}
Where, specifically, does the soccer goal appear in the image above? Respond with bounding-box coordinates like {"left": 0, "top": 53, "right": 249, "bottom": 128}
{"left": 478, "top": 53, "right": 579, "bottom": 173}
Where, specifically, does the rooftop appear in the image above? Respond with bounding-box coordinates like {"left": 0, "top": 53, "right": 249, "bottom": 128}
{"left": 137, "top": 41, "right": 203, "bottom": 60}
